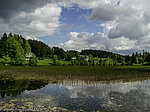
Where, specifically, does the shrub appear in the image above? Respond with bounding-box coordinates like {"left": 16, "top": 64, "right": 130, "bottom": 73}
{"left": 28, "top": 57, "right": 38, "bottom": 66}
{"left": 57, "top": 62, "right": 62, "bottom": 66}
{"left": 10, "top": 59, "right": 15, "bottom": 65}
{"left": 2, "top": 55, "right": 11, "bottom": 65}
{"left": 53, "top": 55, "right": 58, "bottom": 65}
{"left": 15, "top": 57, "right": 25, "bottom": 65}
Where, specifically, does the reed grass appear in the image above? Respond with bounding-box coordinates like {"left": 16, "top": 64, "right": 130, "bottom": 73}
{"left": 0, "top": 66, "right": 150, "bottom": 83}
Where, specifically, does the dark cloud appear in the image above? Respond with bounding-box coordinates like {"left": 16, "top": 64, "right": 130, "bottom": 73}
{"left": 89, "top": 6, "right": 117, "bottom": 22}
{"left": 0, "top": 0, "right": 62, "bottom": 38}
{"left": 0, "top": 0, "right": 48, "bottom": 19}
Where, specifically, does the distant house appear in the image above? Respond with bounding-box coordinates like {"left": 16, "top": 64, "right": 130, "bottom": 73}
{"left": 72, "top": 56, "right": 77, "bottom": 60}
{"left": 72, "top": 55, "right": 89, "bottom": 61}
{"left": 84, "top": 55, "right": 89, "bottom": 61}
{"left": 79, "top": 55, "right": 89, "bottom": 61}
{"left": 25, "top": 53, "right": 35, "bottom": 60}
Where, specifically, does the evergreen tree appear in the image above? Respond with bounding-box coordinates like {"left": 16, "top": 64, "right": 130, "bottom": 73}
{"left": 24, "top": 41, "right": 31, "bottom": 55}
{"left": 52, "top": 46, "right": 66, "bottom": 60}
{"left": 28, "top": 39, "right": 52, "bottom": 58}
{"left": 66, "top": 51, "right": 75, "bottom": 61}
{"left": 131, "top": 53, "right": 136, "bottom": 64}
{"left": 0, "top": 33, "right": 11, "bottom": 57}
{"left": 145, "top": 53, "right": 150, "bottom": 62}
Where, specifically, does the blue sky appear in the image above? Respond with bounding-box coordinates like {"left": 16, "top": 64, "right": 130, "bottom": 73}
{"left": 42, "top": 4, "right": 103, "bottom": 45}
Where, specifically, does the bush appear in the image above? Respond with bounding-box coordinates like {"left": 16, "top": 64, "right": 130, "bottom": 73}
{"left": 53, "top": 55, "right": 58, "bottom": 65}
{"left": 84, "top": 60, "right": 89, "bottom": 66}
{"left": 121, "top": 61, "right": 126, "bottom": 66}
{"left": 63, "top": 62, "right": 67, "bottom": 66}
{"left": 15, "top": 57, "right": 25, "bottom": 65}
{"left": 28, "top": 57, "right": 38, "bottom": 66}
{"left": 143, "top": 62, "right": 150, "bottom": 66}
{"left": 10, "top": 59, "right": 15, "bottom": 65}
{"left": 57, "top": 62, "right": 62, "bottom": 66}
{"left": 2, "top": 55, "right": 25, "bottom": 66}
{"left": 71, "top": 60, "right": 76, "bottom": 66}
{"left": 2, "top": 55, "right": 11, "bottom": 65}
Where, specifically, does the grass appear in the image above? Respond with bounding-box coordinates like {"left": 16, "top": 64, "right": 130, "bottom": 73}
{"left": 37, "top": 59, "right": 53, "bottom": 65}
{"left": 37, "top": 59, "right": 71, "bottom": 65}
{"left": 0, "top": 58, "right": 71, "bottom": 66}
{"left": 0, "top": 65, "right": 150, "bottom": 83}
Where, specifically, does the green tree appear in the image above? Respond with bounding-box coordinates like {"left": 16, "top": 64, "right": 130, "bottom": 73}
{"left": 121, "top": 61, "right": 126, "bottom": 65}
{"left": 84, "top": 60, "right": 89, "bottom": 66}
{"left": 0, "top": 33, "right": 8, "bottom": 57}
{"left": 53, "top": 55, "right": 58, "bottom": 65}
{"left": 99, "top": 59, "right": 103, "bottom": 66}
{"left": 145, "top": 53, "right": 150, "bottom": 62}
{"left": 138, "top": 57, "right": 143, "bottom": 64}
{"left": 66, "top": 51, "right": 75, "bottom": 61}
{"left": 28, "top": 39, "right": 52, "bottom": 58}
{"left": 28, "top": 57, "right": 38, "bottom": 66}
{"left": 2, "top": 55, "right": 11, "bottom": 65}
{"left": 135, "top": 57, "right": 139, "bottom": 64}
{"left": 5, "top": 38, "right": 24, "bottom": 59}
{"left": 24, "top": 41, "right": 31, "bottom": 55}
{"left": 40, "top": 46, "right": 47, "bottom": 59}
{"left": 88, "top": 56, "right": 94, "bottom": 66}
{"left": 0, "top": 33, "right": 31, "bottom": 65}
{"left": 52, "top": 47, "right": 66, "bottom": 60}
{"left": 5, "top": 38, "right": 25, "bottom": 65}
{"left": 8, "top": 33, "right": 13, "bottom": 38}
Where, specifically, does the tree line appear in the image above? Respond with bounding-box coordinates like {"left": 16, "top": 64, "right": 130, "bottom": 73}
{"left": 1, "top": 33, "right": 150, "bottom": 66}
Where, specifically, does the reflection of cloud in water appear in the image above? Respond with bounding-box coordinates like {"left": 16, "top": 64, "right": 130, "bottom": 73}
{"left": 56, "top": 80, "right": 150, "bottom": 111}
{"left": 20, "top": 90, "right": 59, "bottom": 107}
{"left": 29, "top": 79, "right": 150, "bottom": 111}
{"left": 38, "top": 84, "right": 69, "bottom": 97}
{"left": 62, "top": 80, "right": 150, "bottom": 99}
{"left": 29, "top": 79, "right": 150, "bottom": 102}
{"left": 106, "top": 90, "right": 150, "bottom": 111}
{"left": 0, "top": 79, "right": 150, "bottom": 111}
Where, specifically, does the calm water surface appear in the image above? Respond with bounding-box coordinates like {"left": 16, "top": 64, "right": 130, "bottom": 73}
{"left": 0, "top": 78, "right": 150, "bottom": 112}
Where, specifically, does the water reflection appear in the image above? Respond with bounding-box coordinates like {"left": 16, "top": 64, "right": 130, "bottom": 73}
{"left": 0, "top": 79, "right": 48, "bottom": 98}
{"left": 0, "top": 77, "right": 150, "bottom": 111}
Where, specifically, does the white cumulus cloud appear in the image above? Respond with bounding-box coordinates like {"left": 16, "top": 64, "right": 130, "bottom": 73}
{"left": 88, "top": 0, "right": 150, "bottom": 52}
{"left": 0, "top": 3, "right": 61, "bottom": 39}
{"left": 58, "top": 32, "right": 135, "bottom": 53}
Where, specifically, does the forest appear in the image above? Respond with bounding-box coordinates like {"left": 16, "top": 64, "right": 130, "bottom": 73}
{"left": 0, "top": 33, "right": 150, "bottom": 66}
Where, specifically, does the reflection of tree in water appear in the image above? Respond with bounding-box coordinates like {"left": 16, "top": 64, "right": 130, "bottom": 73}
{"left": 0, "top": 79, "right": 48, "bottom": 98}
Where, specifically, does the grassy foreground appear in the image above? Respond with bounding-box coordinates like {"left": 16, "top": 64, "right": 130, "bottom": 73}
{"left": 0, "top": 66, "right": 150, "bottom": 83}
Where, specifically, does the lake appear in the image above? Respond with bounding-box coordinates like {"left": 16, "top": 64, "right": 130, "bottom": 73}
{"left": 0, "top": 76, "right": 150, "bottom": 112}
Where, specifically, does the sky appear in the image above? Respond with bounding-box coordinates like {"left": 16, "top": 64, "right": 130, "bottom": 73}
{"left": 0, "top": 0, "right": 150, "bottom": 54}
